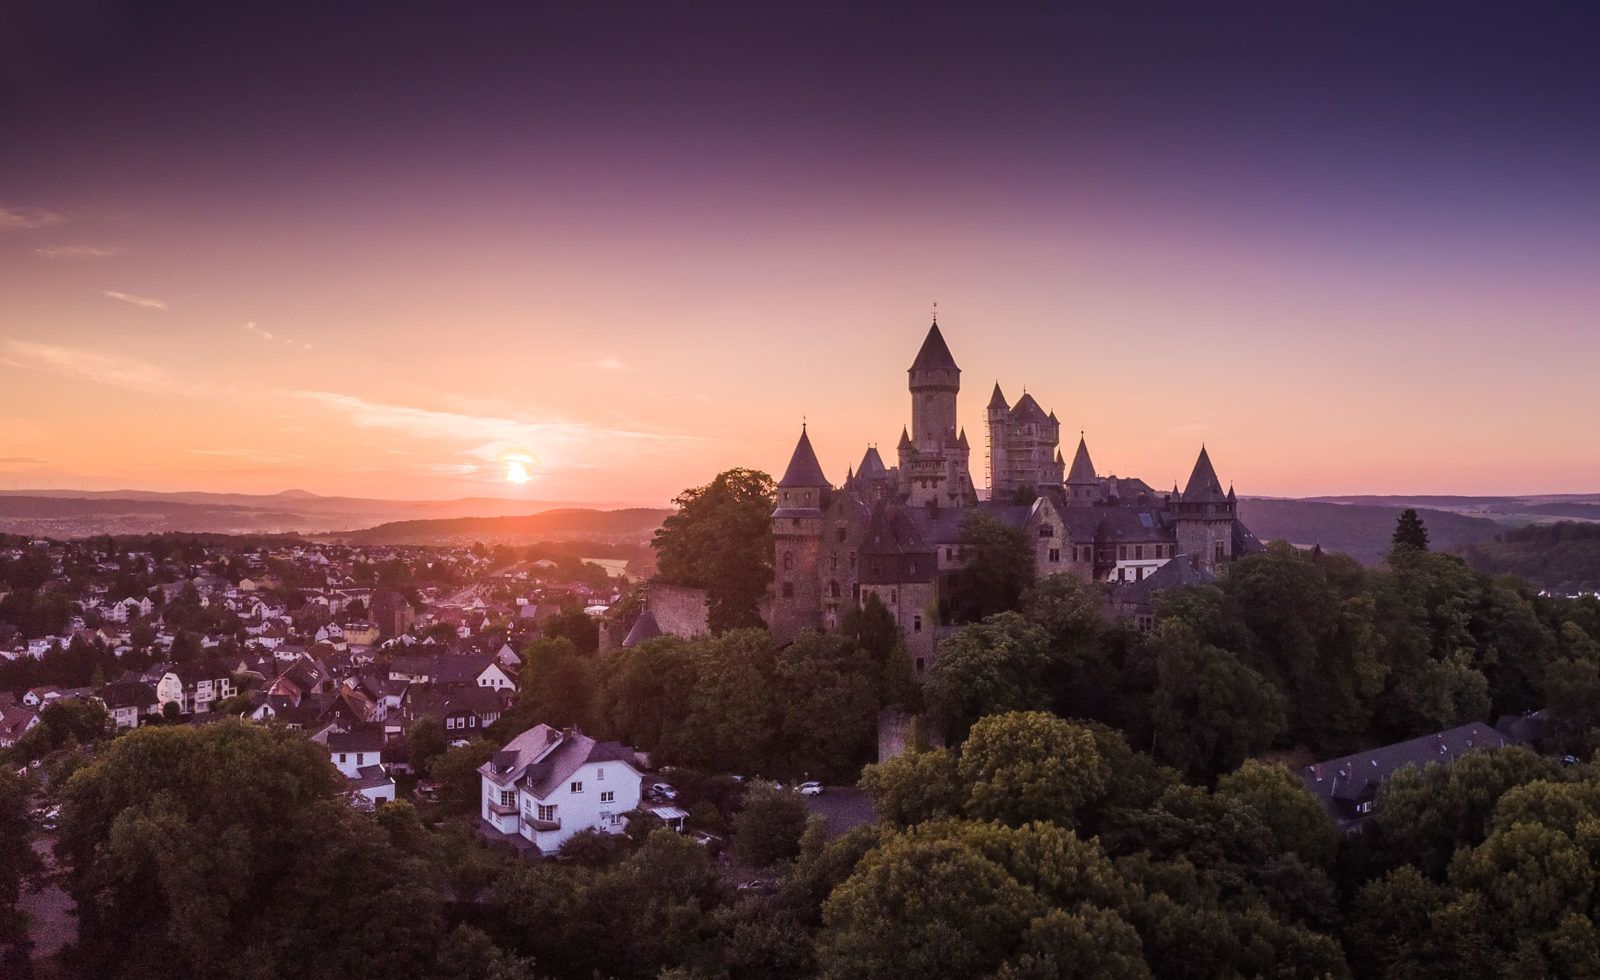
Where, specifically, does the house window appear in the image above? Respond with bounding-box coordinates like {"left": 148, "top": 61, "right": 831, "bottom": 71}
{"left": 1135, "top": 545, "right": 1143, "bottom": 560}
{"left": 1048, "top": 548, "right": 1060, "bottom": 563}
{"left": 1038, "top": 526, "right": 1054, "bottom": 538}
{"left": 597, "top": 767, "right": 604, "bottom": 780}
{"left": 1118, "top": 545, "right": 1128, "bottom": 560}
{"left": 570, "top": 781, "right": 583, "bottom": 794}
{"left": 445, "top": 717, "right": 455, "bottom": 730}
{"left": 338, "top": 753, "right": 347, "bottom": 763}
{"left": 538, "top": 804, "right": 557, "bottom": 822}
{"left": 499, "top": 789, "right": 515, "bottom": 807}
{"left": 600, "top": 790, "right": 615, "bottom": 803}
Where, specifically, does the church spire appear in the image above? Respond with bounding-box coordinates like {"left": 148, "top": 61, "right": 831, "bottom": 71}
{"left": 1066, "top": 434, "right": 1097, "bottom": 485}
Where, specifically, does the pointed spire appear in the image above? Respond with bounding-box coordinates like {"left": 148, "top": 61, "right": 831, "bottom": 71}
{"left": 957, "top": 427, "right": 969, "bottom": 449}
{"left": 909, "top": 322, "right": 959, "bottom": 373}
{"left": 1182, "top": 446, "right": 1226, "bottom": 502}
{"left": 778, "top": 426, "right": 828, "bottom": 488}
{"left": 622, "top": 609, "right": 662, "bottom": 648}
{"left": 987, "top": 382, "right": 1008, "bottom": 411}
{"left": 1227, "top": 483, "right": 1237, "bottom": 502}
{"left": 898, "top": 426, "right": 913, "bottom": 449}
{"left": 1066, "top": 435, "right": 1097, "bottom": 484}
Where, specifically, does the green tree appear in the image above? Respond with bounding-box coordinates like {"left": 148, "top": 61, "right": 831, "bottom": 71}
{"left": 432, "top": 739, "right": 496, "bottom": 813}
{"left": 1393, "top": 509, "right": 1431, "bottom": 551}
{"left": 923, "top": 613, "right": 1054, "bottom": 743}
{"left": 732, "top": 784, "right": 811, "bottom": 868}
{"left": 11, "top": 698, "right": 113, "bottom": 763}
{"left": 653, "top": 468, "right": 775, "bottom": 632}
{"left": 1146, "top": 624, "right": 1286, "bottom": 780}
{"left": 1215, "top": 759, "right": 1336, "bottom": 869}
{"left": 951, "top": 511, "right": 1036, "bottom": 622}
{"left": 0, "top": 768, "right": 41, "bottom": 975}
{"left": 405, "top": 718, "right": 450, "bottom": 777}
{"left": 958, "top": 712, "right": 1111, "bottom": 828}
{"left": 859, "top": 747, "right": 963, "bottom": 828}
{"left": 818, "top": 834, "right": 1040, "bottom": 980}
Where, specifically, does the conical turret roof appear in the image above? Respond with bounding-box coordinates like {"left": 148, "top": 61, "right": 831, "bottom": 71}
{"left": 1066, "top": 436, "right": 1098, "bottom": 484}
{"left": 1182, "top": 446, "right": 1227, "bottom": 502}
{"left": 857, "top": 446, "right": 889, "bottom": 481}
{"left": 778, "top": 426, "right": 829, "bottom": 488}
{"left": 909, "top": 322, "right": 959, "bottom": 372}
{"left": 898, "top": 426, "right": 913, "bottom": 449}
{"left": 622, "top": 609, "right": 662, "bottom": 648}
{"left": 988, "top": 383, "right": 1008, "bottom": 410}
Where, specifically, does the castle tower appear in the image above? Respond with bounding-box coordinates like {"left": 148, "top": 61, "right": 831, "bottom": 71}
{"left": 986, "top": 383, "right": 1010, "bottom": 497}
{"left": 909, "top": 321, "right": 960, "bottom": 449}
{"left": 771, "top": 425, "right": 829, "bottom": 642}
{"left": 1172, "top": 445, "right": 1237, "bottom": 573}
{"left": 901, "top": 321, "right": 978, "bottom": 508}
{"left": 1065, "top": 435, "right": 1102, "bottom": 504}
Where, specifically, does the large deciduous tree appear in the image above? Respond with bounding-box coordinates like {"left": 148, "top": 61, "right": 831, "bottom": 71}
{"left": 652, "top": 468, "right": 775, "bottom": 633}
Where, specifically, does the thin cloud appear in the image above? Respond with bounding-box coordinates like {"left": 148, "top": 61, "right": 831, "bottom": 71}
{"left": 103, "top": 290, "right": 168, "bottom": 311}
{"left": 288, "top": 390, "right": 696, "bottom": 476}
{"left": 36, "top": 245, "right": 120, "bottom": 259}
{"left": 0, "top": 206, "right": 65, "bottom": 231}
{"left": 0, "top": 340, "right": 169, "bottom": 392}
{"left": 590, "top": 356, "right": 638, "bottom": 373}
{"left": 243, "top": 321, "right": 276, "bottom": 341}
{"left": 0, "top": 456, "right": 48, "bottom": 467}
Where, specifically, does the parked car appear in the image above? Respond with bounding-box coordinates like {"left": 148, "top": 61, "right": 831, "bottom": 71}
{"left": 736, "top": 878, "right": 779, "bottom": 894}
{"left": 798, "top": 781, "right": 824, "bottom": 796}
{"left": 649, "top": 782, "right": 678, "bottom": 800}
{"left": 40, "top": 804, "right": 60, "bottom": 831}
{"left": 690, "top": 830, "right": 723, "bottom": 851}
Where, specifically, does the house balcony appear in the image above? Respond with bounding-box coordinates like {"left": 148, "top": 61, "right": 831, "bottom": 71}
{"left": 525, "top": 817, "right": 561, "bottom": 832}
{"left": 486, "top": 800, "right": 518, "bottom": 817}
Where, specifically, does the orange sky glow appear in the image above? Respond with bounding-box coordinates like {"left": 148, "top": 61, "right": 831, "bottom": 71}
{"left": 3, "top": 5, "right": 1598, "bottom": 506}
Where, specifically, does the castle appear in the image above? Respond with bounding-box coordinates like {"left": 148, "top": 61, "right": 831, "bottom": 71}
{"left": 767, "top": 319, "right": 1264, "bottom": 670}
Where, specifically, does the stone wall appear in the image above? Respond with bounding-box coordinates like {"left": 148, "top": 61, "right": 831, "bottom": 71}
{"left": 648, "top": 582, "right": 712, "bottom": 638}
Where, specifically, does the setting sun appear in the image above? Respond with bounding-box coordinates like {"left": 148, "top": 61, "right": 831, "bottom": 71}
{"left": 504, "top": 453, "right": 535, "bottom": 484}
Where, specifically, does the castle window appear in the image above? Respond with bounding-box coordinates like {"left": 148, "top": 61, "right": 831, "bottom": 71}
{"left": 829, "top": 581, "right": 840, "bottom": 598}
{"left": 913, "top": 614, "right": 922, "bottom": 632}
{"left": 830, "top": 555, "right": 838, "bottom": 571}
{"left": 890, "top": 590, "right": 898, "bottom": 604}
{"left": 1135, "top": 545, "right": 1143, "bottom": 560}
{"left": 871, "top": 562, "right": 881, "bottom": 577}
{"left": 915, "top": 657, "right": 926, "bottom": 673}
{"left": 908, "top": 561, "right": 918, "bottom": 576}
{"left": 837, "top": 528, "right": 847, "bottom": 543}
{"left": 782, "top": 552, "right": 793, "bottom": 571}
{"left": 782, "top": 582, "right": 794, "bottom": 598}
{"left": 1118, "top": 545, "right": 1127, "bottom": 561}
{"left": 1215, "top": 541, "right": 1226, "bottom": 563}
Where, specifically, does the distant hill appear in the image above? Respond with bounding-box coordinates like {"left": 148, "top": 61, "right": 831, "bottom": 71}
{"left": 327, "top": 508, "right": 673, "bottom": 546}
{"left": 1459, "top": 522, "right": 1600, "bottom": 594}
{"left": 0, "top": 488, "right": 655, "bottom": 538}
{"left": 1237, "top": 498, "right": 1504, "bottom": 564}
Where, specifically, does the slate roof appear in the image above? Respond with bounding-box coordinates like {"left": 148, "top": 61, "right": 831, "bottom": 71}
{"left": 1300, "top": 722, "right": 1516, "bottom": 825}
{"left": 622, "top": 609, "right": 663, "bottom": 648}
{"left": 909, "top": 322, "right": 959, "bottom": 372}
{"left": 327, "top": 730, "right": 385, "bottom": 754}
{"left": 520, "top": 734, "right": 638, "bottom": 799}
{"left": 1181, "top": 447, "right": 1227, "bottom": 502}
{"left": 1066, "top": 437, "right": 1098, "bottom": 484}
{"left": 1116, "top": 555, "right": 1216, "bottom": 607}
{"left": 856, "top": 447, "right": 890, "bottom": 483}
{"left": 1010, "top": 392, "right": 1050, "bottom": 424}
{"left": 777, "top": 427, "right": 829, "bottom": 489}
{"left": 98, "top": 680, "right": 158, "bottom": 709}
{"left": 988, "top": 383, "right": 1008, "bottom": 410}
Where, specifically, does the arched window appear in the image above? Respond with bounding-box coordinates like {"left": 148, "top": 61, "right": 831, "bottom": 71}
{"left": 829, "top": 581, "right": 840, "bottom": 598}
{"left": 782, "top": 552, "right": 793, "bottom": 571}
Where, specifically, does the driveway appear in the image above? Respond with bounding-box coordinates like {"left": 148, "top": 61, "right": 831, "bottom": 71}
{"left": 802, "top": 786, "right": 876, "bottom": 838}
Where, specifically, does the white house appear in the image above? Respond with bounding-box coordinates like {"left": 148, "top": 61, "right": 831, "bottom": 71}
{"left": 327, "top": 730, "right": 395, "bottom": 806}
{"left": 479, "top": 724, "right": 643, "bottom": 853}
